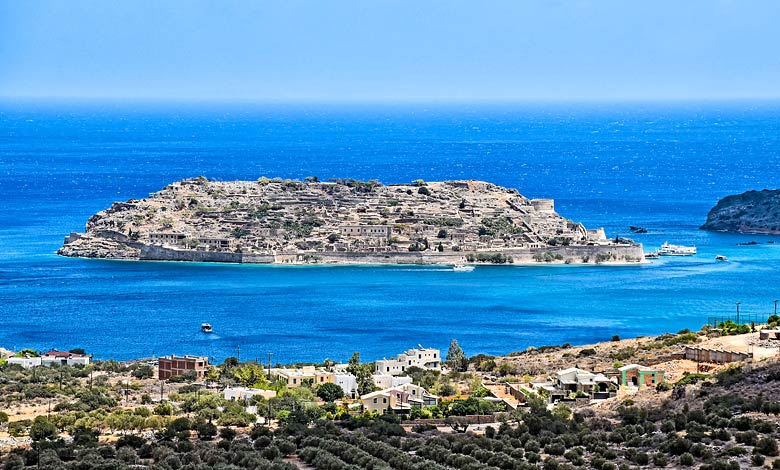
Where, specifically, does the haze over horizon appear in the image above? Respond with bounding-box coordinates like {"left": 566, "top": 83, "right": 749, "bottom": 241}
{"left": 2, "top": 0, "right": 780, "bottom": 103}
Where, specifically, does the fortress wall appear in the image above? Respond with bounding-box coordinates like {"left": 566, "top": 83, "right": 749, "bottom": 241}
{"left": 139, "top": 245, "right": 242, "bottom": 263}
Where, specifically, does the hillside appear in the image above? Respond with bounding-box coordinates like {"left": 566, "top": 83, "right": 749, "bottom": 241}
{"left": 701, "top": 189, "right": 780, "bottom": 234}
{"left": 58, "top": 177, "right": 644, "bottom": 265}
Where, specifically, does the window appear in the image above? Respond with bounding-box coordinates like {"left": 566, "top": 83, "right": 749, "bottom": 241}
{"left": 383, "top": 398, "right": 387, "bottom": 403}
{"left": 373, "top": 398, "right": 377, "bottom": 404}
{"left": 293, "top": 378, "right": 297, "bottom": 384}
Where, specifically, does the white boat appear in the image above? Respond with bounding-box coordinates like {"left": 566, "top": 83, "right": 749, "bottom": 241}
{"left": 657, "top": 242, "right": 697, "bottom": 256}
{"left": 201, "top": 323, "right": 213, "bottom": 333}
{"left": 715, "top": 255, "right": 728, "bottom": 261}
{"left": 452, "top": 264, "right": 475, "bottom": 272}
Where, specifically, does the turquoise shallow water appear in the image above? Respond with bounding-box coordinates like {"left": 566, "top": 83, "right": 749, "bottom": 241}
{"left": 2, "top": 101, "right": 780, "bottom": 362}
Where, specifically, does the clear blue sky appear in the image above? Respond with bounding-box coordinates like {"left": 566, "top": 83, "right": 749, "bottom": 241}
{"left": 2, "top": 0, "right": 779, "bottom": 102}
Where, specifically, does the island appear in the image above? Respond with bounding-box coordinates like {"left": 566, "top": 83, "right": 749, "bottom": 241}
{"left": 59, "top": 177, "right": 644, "bottom": 265}
{"left": 701, "top": 189, "right": 780, "bottom": 234}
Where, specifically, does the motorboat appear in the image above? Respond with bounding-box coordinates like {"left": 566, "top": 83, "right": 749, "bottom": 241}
{"left": 657, "top": 242, "right": 697, "bottom": 256}
{"left": 644, "top": 250, "right": 660, "bottom": 259}
{"left": 201, "top": 323, "right": 213, "bottom": 333}
{"left": 715, "top": 255, "right": 728, "bottom": 262}
{"left": 452, "top": 264, "right": 475, "bottom": 272}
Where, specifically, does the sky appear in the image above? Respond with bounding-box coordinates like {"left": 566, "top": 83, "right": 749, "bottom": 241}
{"left": 1, "top": 0, "right": 780, "bottom": 102}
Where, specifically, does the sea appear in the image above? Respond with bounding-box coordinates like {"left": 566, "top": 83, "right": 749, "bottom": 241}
{"left": 2, "top": 99, "right": 780, "bottom": 364}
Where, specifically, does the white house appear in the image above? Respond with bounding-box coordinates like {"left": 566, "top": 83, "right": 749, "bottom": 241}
{"left": 372, "top": 373, "right": 413, "bottom": 389}
{"left": 41, "top": 350, "right": 91, "bottom": 367}
{"left": 223, "top": 387, "right": 277, "bottom": 402}
{"left": 334, "top": 372, "right": 358, "bottom": 398}
{"left": 7, "top": 356, "right": 42, "bottom": 369}
{"left": 374, "top": 346, "right": 441, "bottom": 376}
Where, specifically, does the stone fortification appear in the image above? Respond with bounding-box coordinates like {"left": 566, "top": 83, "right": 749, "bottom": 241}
{"left": 59, "top": 177, "right": 643, "bottom": 265}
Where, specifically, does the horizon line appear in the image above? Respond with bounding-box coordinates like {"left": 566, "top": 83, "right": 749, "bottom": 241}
{"left": 2, "top": 95, "right": 780, "bottom": 107}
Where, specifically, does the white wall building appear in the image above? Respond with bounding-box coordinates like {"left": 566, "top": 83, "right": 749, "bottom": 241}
{"left": 223, "top": 387, "right": 277, "bottom": 402}
{"left": 375, "top": 346, "right": 441, "bottom": 376}
{"left": 41, "top": 350, "right": 91, "bottom": 367}
{"left": 372, "top": 373, "right": 413, "bottom": 390}
{"left": 7, "top": 356, "right": 42, "bottom": 368}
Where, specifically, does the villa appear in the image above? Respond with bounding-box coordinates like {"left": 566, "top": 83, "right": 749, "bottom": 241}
{"left": 374, "top": 346, "right": 441, "bottom": 376}
{"left": 41, "top": 350, "right": 91, "bottom": 367}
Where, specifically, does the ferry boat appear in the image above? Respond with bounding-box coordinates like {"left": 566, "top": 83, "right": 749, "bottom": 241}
{"left": 658, "top": 242, "right": 697, "bottom": 256}
{"left": 452, "top": 264, "right": 475, "bottom": 272}
{"left": 201, "top": 323, "right": 213, "bottom": 333}
{"left": 715, "top": 255, "right": 728, "bottom": 262}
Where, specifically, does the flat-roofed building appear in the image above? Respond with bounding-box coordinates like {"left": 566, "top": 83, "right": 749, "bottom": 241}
{"left": 375, "top": 346, "right": 441, "bottom": 376}
{"left": 158, "top": 355, "right": 209, "bottom": 380}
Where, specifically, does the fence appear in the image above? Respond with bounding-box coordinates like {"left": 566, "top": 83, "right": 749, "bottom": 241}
{"left": 707, "top": 314, "right": 771, "bottom": 327}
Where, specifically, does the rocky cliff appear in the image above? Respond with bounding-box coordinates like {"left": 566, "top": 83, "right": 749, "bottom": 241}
{"left": 701, "top": 189, "right": 780, "bottom": 234}
{"left": 59, "top": 177, "right": 642, "bottom": 265}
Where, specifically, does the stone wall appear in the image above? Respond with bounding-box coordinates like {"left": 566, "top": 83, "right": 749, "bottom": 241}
{"left": 139, "top": 245, "right": 242, "bottom": 263}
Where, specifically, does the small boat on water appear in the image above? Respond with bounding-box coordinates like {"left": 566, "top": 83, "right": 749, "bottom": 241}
{"left": 201, "top": 323, "right": 213, "bottom": 333}
{"left": 629, "top": 226, "right": 648, "bottom": 233}
{"left": 658, "top": 242, "right": 697, "bottom": 256}
{"left": 452, "top": 264, "right": 475, "bottom": 272}
{"left": 715, "top": 255, "right": 729, "bottom": 262}
{"left": 644, "top": 251, "right": 660, "bottom": 259}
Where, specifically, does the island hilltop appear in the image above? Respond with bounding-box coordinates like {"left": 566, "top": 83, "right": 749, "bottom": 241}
{"left": 59, "top": 177, "right": 644, "bottom": 265}
{"left": 701, "top": 189, "right": 780, "bottom": 234}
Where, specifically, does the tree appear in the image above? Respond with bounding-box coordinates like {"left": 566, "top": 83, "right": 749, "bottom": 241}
{"left": 346, "top": 352, "right": 377, "bottom": 395}
{"left": 316, "top": 383, "right": 344, "bottom": 402}
{"left": 446, "top": 339, "right": 468, "bottom": 372}
{"left": 132, "top": 365, "right": 154, "bottom": 379}
{"left": 30, "top": 416, "right": 57, "bottom": 442}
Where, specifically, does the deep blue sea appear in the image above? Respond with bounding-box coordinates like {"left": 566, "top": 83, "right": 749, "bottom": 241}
{"left": 2, "top": 100, "right": 780, "bottom": 364}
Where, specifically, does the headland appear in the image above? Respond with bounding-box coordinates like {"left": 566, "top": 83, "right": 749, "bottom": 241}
{"left": 59, "top": 177, "right": 644, "bottom": 265}
{"left": 701, "top": 189, "right": 780, "bottom": 234}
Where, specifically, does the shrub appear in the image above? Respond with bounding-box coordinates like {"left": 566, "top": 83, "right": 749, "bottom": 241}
{"left": 755, "top": 437, "right": 779, "bottom": 456}
{"left": 679, "top": 453, "right": 694, "bottom": 466}
{"left": 578, "top": 348, "right": 596, "bottom": 357}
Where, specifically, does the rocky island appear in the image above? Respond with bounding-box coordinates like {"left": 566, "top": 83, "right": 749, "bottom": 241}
{"left": 59, "top": 177, "right": 644, "bottom": 265}
{"left": 701, "top": 189, "right": 780, "bottom": 234}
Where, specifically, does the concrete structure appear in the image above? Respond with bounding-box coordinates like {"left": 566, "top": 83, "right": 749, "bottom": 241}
{"left": 6, "top": 356, "right": 42, "bottom": 368}
{"left": 372, "top": 374, "right": 413, "bottom": 389}
{"left": 375, "top": 346, "right": 441, "bottom": 376}
{"left": 41, "top": 350, "right": 91, "bottom": 367}
{"left": 618, "top": 364, "right": 664, "bottom": 388}
{"left": 555, "top": 368, "right": 613, "bottom": 396}
{"left": 760, "top": 329, "right": 780, "bottom": 340}
{"left": 149, "top": 233, "right": 186, "bottom": 245}
{"left": 223, "top": 387, "right": 277, "bottom": 402}
{"left": 340, "top": 225, "right": 391, "bottom": 238}
{"left": 684, "top": 346, "right": 752, "bottom": 364}
{"left": 158, "top": 355, "right": 209, "bottom": 380}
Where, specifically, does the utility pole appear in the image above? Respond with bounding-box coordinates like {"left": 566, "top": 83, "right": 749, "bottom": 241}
{"left": 774, "top": 299, "right": 778, "bottom": 316}
{"left": 267, "top": 352, "right": 273, "bottom": 426}
{"left": 237, "top": 345, "right": 241, "bottom": 363}
{"left": 736, "top": 302, "right": 741, "bottom": 325}
{"left": 160, "top": 380, "right": 164, "bottom": 402}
